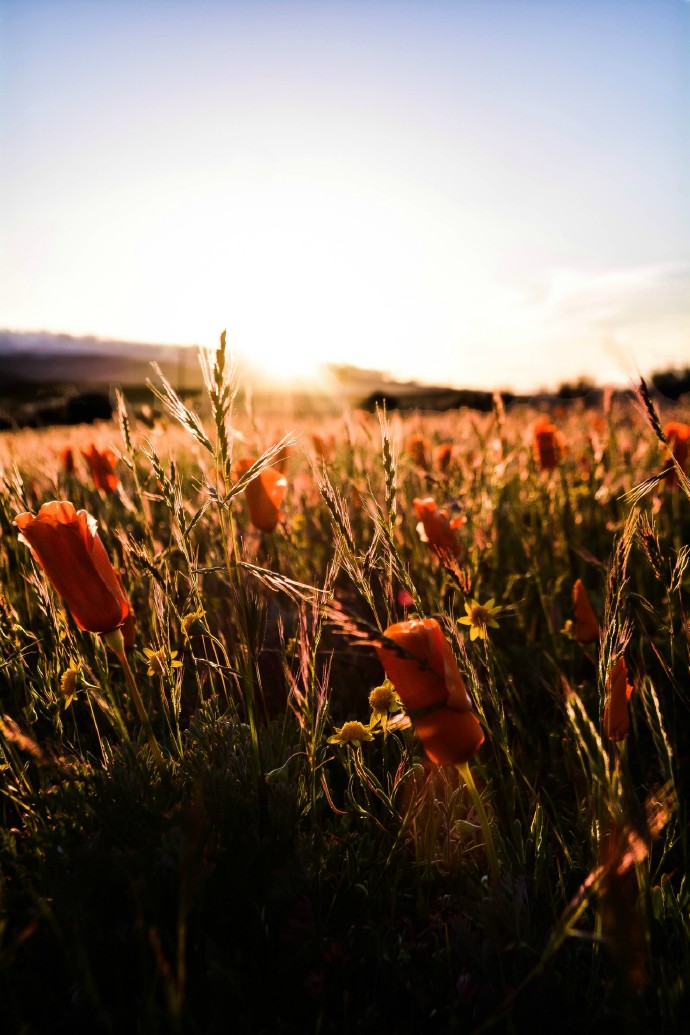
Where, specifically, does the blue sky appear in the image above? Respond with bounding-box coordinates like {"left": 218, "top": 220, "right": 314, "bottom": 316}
{"left": 1, "top": 0, "right": 688, "bottom": 390}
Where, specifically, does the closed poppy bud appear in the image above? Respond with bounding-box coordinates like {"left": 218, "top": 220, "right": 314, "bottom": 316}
{"left": 603, "top": 656, "right": 634, "bottom": 742}
{"left": 82, "top": 445, "right": 120, "bottom": 494}
{"left": 234, "top": 458, "right": 288, "bottom": 532}
{"left": 433, "top": 442, "right": 454, "bottom": 473}
{"left": 572, "top": 579, "right": 600, "bottom": 643}
{"left": 413, "top": 497, "right": 462, "bottom": 558}
{"left": 377, "top": 618, "right": 450, "bottom": 712}
{"left": 407, "top": 435, "right": 430, "bottom": 470}
{"left": 377, "top": 618, "right": 483, "bottom": 765}
{"left": 532, "top": 417, "right": 563, "bottom": 471}
{"left": 414, "top": 707, "right": 485, "bottom": 766}
{"left": 663, "top": 422, "right": 690, "bottom": 486}
{"left": 14, "top": 501, "right": 131, "bottom": 636}
{"left": 59, "top": 447, "right": 75, "bottom": 474}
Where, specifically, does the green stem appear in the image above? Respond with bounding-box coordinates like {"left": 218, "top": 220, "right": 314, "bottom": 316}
{"left": 104, "top": 630, "right": 165, "bottom": 770}
{"left": 457, "top": 761, "right": 500, "bottom": 884}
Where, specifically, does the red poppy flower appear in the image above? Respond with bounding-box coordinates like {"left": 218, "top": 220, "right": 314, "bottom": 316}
{"left": 412, "top": 707, "right": 485, "bottom": 766}
{"left": 603, "top": 656, "right": 634, "bottom": 742}
{"left": 413, "top": 497, "right": 462, "bottom": 558}
{"left": 663, "top": 422, "right": 690, "bottom": 486}
{"left": 234, "top": 458, "right": 288, "bottom": 532}
{"left": 58, "top": 447, "right": 75, "bottom": 474}
{"left": 433, "top": 442, "right": 454, "bottom": 473}
{"left": 572, "top": 579, "right": 600, "bottom": 643}
{"left": 532, "top": 417, "right": 563, "bottom": 471}
{"left": 14, "top": 501, "right": 131, "bottom": 636}
{"left": 81, "top": 445, "right": 120, "bottom": 493}
{"left": 376, "top": 618, "right": 484, "bottom": 764}
{"left": 407, "top": 435, "right": 430, "bottom": 470}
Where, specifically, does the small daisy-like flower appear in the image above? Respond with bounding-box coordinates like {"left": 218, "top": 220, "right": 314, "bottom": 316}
{"left": 181, "top": 608, "right": 205, "bottom": 637}
{"left": 327, "top": 720, "right": 377, "bottom": 747}
{"left": 59, "top": 663, "right": 80, "bottom": 708}
{"left": 368, "top": 680, "right": 403, "bottom": 731}
{"left": 143, "top": 647, "right": 183, "bottom": 677}
{"left": 458, "top": 598, "right": 501, "bottom": 641}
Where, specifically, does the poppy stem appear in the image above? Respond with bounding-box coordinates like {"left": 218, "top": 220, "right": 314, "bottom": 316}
{"left": 457, "top": 761, "right": 500, "bottom": 884}
{"left": 120, "top": 650, "right": 166, "bottom": 771}
{"left": 104, "top": 631, "right": 165, "bottom": 771}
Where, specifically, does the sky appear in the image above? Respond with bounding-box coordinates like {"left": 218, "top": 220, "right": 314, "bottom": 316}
{"left": 1, "top": 0, "right": 688, "bottom": 392}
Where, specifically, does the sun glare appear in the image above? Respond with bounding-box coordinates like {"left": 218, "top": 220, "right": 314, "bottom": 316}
{"left": 91, "top": 175, "right": 495, "bottom": 389}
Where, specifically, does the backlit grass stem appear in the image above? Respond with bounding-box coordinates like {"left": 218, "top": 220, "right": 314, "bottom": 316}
{"left": 457, "top": 760, "right": 500, "bottom": 884}
{"left": 104, "top": 629, "right": 165, "bottom": 771}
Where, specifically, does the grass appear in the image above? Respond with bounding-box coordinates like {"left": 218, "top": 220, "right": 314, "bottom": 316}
{"left": 0, "top": 342, "right": 688, "bottom": 1033}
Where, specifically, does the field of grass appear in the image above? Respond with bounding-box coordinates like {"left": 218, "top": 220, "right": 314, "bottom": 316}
{"left": 0, "top": 340, "right": 688, "bottom": 1033}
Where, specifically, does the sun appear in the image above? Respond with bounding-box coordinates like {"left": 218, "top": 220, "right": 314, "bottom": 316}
{"left": 44, "top": 173, "right": 493, "bottom": 390}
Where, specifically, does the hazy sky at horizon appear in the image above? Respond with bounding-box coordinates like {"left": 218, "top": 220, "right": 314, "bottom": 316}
{"left": 1, "top": 0, "right": 688, "bottom": 391}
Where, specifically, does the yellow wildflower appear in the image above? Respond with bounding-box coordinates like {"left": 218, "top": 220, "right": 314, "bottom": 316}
{"left": 59, "top": 663, "right": 79, "bottom": 708}
{"left": 181, "top": 608, "right": 205, "bottom": 636}
{"left": 327, "top": 720, "right": 377, "bottom": 747}
{"left": 143, "top": 647, "right": 183, "bottom": 678}
{"left": 368, "top": 680, "right": 403, "bottom": 731}
{"left": 458, "top": 598, "right": 501, "bottom": 641}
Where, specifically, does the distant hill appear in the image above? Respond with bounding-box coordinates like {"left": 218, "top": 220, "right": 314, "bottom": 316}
{"left": 0, "top": 330, "right": 203, "bottom": 392}
{"left": 0, "top": 329, "right": 685, "bottom": 429}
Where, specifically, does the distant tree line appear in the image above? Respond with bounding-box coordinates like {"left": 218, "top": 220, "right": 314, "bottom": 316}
{"left": 649, "top": 367, "right": 690, "bottom": 401}
{"left": 556, "top": 369, "right": 690, "bottom": 402}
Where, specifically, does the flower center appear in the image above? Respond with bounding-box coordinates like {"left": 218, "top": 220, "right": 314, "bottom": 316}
{"left": 470, "top": 606, "right": 491, "bottom": 627}
{"left": 369, "top": 685, "right": 396, "bottom": 712}
{"left": 339, "top": 721, "right": 369, "bottom": 743}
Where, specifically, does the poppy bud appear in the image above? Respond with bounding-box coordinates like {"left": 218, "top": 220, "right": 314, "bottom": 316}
{"left": 58, "top": 447, "right": 75, "bottom": 474}
{"left": 572, "top": 579, "right": 600, "bottom": 643}
{"left": 603, "top": 656, "right": 634, "bottom": 742}
{"left": 234, "top": 458, "right": 288, "bottom": 532}
{"left": 663, "top": 422, "right": 689, "bottom": 487}
{"left": 433, "top": 442, "right": 454, "bottom": 473}
{"left": 377, "top": 618, "right": 483, "bottom": 765}
{"left": 413, "top": 497, "right": 462, "bottom": 558}
{"left": 14, "top": 501, "right": 131, "bottom": 637}
{"left": 532, "top": 417, "right": 563, "bottom": 471}
{"left": 407, "top": 435, "right": 430, "bottom": 470}
{"left": 82, "top": 445, "right": 120, "bottom": 494}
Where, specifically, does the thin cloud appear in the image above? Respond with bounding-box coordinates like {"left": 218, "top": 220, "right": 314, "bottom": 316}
{"left": 469, "top": 261, "right": 690, "bottom": 391}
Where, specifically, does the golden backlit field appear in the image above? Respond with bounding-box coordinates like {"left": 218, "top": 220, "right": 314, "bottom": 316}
{"left": 0, "top": 344, "right": 688, "bottom": 1033}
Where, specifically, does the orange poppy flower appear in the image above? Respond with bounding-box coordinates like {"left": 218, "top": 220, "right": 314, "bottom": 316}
{"left": 413, "top": 497, "right": 462, "bottom": 558}
{"left": 603, "top": 655, "right": 634, "bottom": 742}
{"left": 376, "top": 618, "right": 484, "bottom": 765}
{"left": 413, "top": 707, "right": 485, "bottom": 766}
{"left": 572, "top": 579, "right": 600, "bottom": 643}
{"left": 58, "top": 447, "right": 75, "bottom": 474}
{"left": 433, "top": 442, "right": 454, "bottom": 473}
{"left": 81, "top": 445, "right": 120, "bottom": 494}
{"left": 407, "top": 435, "right": 430, "bottom": 470}
{"left": 234, "top": 458, "right": 288, "bottom": 532}
{"left": 532, "top": 416, "right": 563, "bottom": 471}
{"left": 663, "top": 422, "right": 690, "bottom": 486}
{"left": 14, "top": 501, "right": 131, "bottom": 636}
